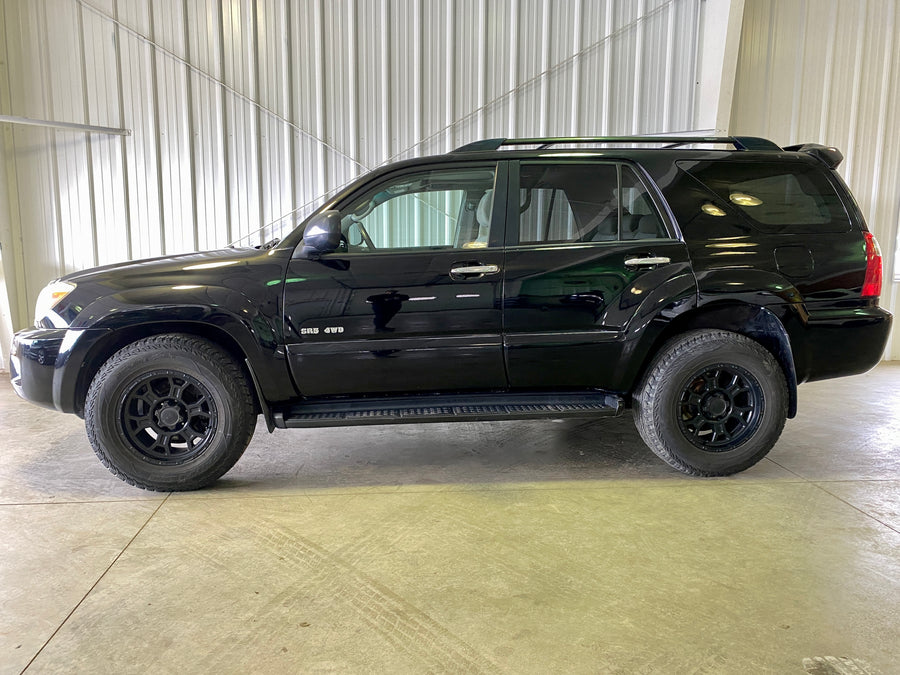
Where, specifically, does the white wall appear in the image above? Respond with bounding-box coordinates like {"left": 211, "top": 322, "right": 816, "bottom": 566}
{"left": 730, "top": 0, "right": 900, "bottom": 360}
{"left": 0, "top": 0, "right": 713, "bottom": 359}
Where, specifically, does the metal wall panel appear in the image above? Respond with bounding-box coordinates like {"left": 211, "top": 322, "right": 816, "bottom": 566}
{"left": 731, "top": 0, "right": 900, "bottom": 360}
{"left": 0, "top": 0, "right": 705, "bottom": 340}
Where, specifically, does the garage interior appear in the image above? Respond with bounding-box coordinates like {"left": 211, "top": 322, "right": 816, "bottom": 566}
{"left": 1, "top": 0, "right": 899, "bottom": 673}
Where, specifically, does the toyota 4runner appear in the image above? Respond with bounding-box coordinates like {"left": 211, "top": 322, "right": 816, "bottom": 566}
{"left": 10, "top": 136, "right": 892, "bottom": 490}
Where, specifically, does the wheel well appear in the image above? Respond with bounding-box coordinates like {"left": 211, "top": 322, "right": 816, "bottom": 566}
{"left": 635, "top": 302, "right": 799, "bottom": 418}
{"left": 73, "top": 322, "right": 261, "bottom": 418}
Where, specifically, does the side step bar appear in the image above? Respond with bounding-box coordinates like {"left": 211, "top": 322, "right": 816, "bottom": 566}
{"left": 273, "top": 391, "right": 623, "bottom": 429}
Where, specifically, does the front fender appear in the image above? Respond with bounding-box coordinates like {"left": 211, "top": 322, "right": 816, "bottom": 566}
{"left": 61, "top": 286, "right": 296, "bottom": 414}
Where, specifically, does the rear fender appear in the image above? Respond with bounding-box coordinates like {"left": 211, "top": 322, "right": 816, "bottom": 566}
{"left": 606, "top": 265, "right": 698, "bottom": 394}
{"left": 647, "top": 303, "right": 800, "bottom": 418}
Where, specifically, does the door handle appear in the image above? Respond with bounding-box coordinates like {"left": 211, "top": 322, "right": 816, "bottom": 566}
{"left": 624, "top": 256, "right": 671, "bottom": 268}
{"left": 450, "top": 264, "right": 500, "bottom": 279}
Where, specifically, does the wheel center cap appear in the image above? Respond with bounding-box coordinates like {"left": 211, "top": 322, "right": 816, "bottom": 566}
{"left": 703, "top": 394, "right": 729, "bottom": 418}
{"left": 156, "top": 404, "right": 184, "bottom": 429}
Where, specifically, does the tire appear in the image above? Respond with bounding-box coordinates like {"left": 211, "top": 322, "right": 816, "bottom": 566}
{"left": 633, "top": 329, "right": 787, "bottom": 476}
{"left": 85, "top": 334, "right": 256, "bottom": 491}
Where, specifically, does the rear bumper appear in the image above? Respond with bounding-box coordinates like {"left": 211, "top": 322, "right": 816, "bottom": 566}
{"left": 801, "top": 305, "right": 892, "bottom": 382}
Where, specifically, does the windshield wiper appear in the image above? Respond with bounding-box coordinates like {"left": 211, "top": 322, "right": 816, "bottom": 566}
{"left": 258, "top": 238, "right": 280, "bottom": 250}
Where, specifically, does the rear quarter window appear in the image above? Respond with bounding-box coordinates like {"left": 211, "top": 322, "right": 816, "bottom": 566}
{"left": 677, "top": 160, "right": 852, "bottom": 234}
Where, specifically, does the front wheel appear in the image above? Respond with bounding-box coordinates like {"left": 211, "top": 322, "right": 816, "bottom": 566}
{"left": 85, "top": 335, "right": 256, "bottom": 491}
{"left": 633, "top": 330, "right": 787, "bottom": 476}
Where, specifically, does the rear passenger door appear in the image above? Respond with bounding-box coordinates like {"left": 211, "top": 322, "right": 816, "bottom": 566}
{"left": 503, "top": 161, "right": 694, "bottom": 389}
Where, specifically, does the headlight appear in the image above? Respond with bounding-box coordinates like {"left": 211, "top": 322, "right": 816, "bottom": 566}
{"left": 34, "top": 280, "right": 76, "bottom": 327}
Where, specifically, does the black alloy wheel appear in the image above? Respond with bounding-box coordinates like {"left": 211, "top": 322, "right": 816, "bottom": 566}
{"left": 86, "top": 334, "right": 256, "bottom": 491}
{"left": 633, "top": 329, "right": 787, "bottom": 476}
{"left": 676, "top": 364, "right": 764, "bottom": 451}
{"left": 119, "top": 371, "right": 219, "bottom": 464}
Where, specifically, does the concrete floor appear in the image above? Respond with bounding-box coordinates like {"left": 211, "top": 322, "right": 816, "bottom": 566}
{"left": 1, "top": 366, "right": 899, "bottom": 675}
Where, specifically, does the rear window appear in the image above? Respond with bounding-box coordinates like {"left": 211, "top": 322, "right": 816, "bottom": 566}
{"left": 678, "top": 160, "right": 851, "bottom": 234}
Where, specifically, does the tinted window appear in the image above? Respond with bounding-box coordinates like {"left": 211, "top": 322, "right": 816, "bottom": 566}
{"left": 620, "top": 166, "right": 667, "bottom": 240}
{"left": 658, "top": 175, "right": 750, "bottom": 240}
{"left": 679, "top": 161, "right": 851, "bottom": 234}
{"left": 339, "top": 167, "right": 497, "bottom": 252}
{"left": 517, "top": 164, "right": 666, "bottom": 244}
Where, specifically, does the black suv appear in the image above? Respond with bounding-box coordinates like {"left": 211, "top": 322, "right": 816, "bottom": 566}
{"left": 10, "top": 136, "right": 892, "bottom": 490}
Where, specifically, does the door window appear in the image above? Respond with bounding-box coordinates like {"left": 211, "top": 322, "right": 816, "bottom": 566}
{"left": 619, "top": 166, "right": 667, "bottom": 239}
{"left": 339, "top": 167, "right": 498, "bottom": 252}
{"left": 517, "top": 163, "right": 667, "bottom": 244}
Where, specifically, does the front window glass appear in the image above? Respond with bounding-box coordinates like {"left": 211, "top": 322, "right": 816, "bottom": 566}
{"left": 339, "top": 167, "right": 497, "bottom": 252}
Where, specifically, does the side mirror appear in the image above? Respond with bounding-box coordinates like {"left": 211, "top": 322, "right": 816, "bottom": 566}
{"left": 296, "top": 210, "right": 342, "bottom": 259}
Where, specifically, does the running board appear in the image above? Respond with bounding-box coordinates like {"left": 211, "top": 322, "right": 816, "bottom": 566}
{"left": 273, "top": 391, "right": 623, "bottom": 429}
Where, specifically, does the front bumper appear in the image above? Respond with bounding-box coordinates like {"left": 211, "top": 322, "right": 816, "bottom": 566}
{"left": 10, "top": 327, "right": 109, "bottom": 414}
{"left": 10, "top": 328, "right": 67, "bottom": 410}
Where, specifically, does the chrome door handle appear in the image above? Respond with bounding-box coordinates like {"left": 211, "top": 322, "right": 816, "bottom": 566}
{"left": 450, "top": 264, "right": 500, "bottom": 278}
{"left": 624, "top": 256, "right": 671, "bottom": 267}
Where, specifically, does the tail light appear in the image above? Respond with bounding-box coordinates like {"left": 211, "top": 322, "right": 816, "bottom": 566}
{"left": 861, "top": 232, "right": 883, "bottom": 298}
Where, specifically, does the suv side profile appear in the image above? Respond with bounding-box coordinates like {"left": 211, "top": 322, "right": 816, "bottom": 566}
{"left": 10, "top": 136, "right": 892, "bottom": 490}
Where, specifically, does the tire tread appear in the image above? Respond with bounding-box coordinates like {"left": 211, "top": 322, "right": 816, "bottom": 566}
{"left": 85, "top": 334, "right": 255, "bottom": 491}
{"left": 633, "top": 329, "right": 787, "bottom": 476}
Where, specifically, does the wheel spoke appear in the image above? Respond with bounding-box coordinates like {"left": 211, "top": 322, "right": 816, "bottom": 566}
{"left": 126, "top": 414, "right": 153, "bottom": 430}
{"left": 186, "top": 401, "right": 209, "bottom": 419}
{"left": 137, "top": 391, "right": 159, "bottom": 410}
{"left": 181, "top": 426, "right": 203, "bottom": 444}
{"left": 688, "top": 419, "right": 709, "bottom": 438}
{"left": 152, "top": 433, "right": 173, "bottom": 456}
{"left": 170, "top": 379, "right": 188, "bottom": 401}
{"left": 131, "top": 433, "right": 156, "bottom": 452}
{"left": 726, "top": 382, "right": 749, "bottom": 397}
{"left": 732, "top": 409, "right": 753, "bottom": 428}
{"left": 711, "top": 422, "right": 730, "bottom": 443}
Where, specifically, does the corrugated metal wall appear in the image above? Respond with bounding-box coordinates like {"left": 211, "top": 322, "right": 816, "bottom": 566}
{"left": 730, "top": 0, "right": 900, "bottom": 359}
{"left": 0, "top": 0, "right": 705, "bottom": 340}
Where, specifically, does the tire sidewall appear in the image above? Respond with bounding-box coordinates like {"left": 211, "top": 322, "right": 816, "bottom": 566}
{"left": 87, "top": 342, "right": 248, "bottom": 490}
{"left": 639, "top": 332, "right": 787, "bottom": 474}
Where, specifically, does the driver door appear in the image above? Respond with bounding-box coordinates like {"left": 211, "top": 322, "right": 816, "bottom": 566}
{"left": 283, "top": 163, "right": 508, "bottom": 397}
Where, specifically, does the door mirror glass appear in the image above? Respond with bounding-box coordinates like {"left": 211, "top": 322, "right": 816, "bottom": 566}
{"left": 297, "top": 210, "right": 342, "bottom": 258}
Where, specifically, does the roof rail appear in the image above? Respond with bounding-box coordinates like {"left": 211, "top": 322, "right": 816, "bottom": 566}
{"left": 451, "top": 136, "right": 783, "bottom": 153}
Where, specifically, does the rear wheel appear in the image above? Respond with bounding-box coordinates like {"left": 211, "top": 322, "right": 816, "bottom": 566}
{"left": 633, "top": 330, "right": 787, "bottom": 476}
{"left": 85, "top": 334, "right": 256, "bottom": 491}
